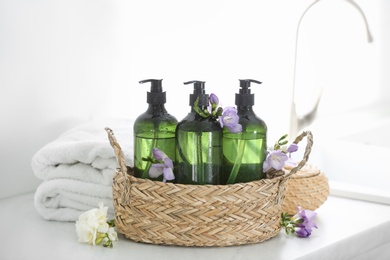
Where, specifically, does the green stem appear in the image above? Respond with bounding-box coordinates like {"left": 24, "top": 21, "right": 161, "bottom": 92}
{"left": 227, "top": 139, "right": 246, "bottom": 184}
{"left": 195, "top": 132, "right": 204, "bottom": 183}
{"left": 142, "top": 124, "right": 158, "bottom": 179}
{"left": 177, "top": 136, "right": 189, "bottom": 164}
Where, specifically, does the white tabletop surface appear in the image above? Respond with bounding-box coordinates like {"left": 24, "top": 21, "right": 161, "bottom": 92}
{"left": 1, "top": 193, "right": 390, "bottom": 260}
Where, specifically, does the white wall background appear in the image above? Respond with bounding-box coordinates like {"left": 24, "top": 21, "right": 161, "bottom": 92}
{"left": 1, "top": 0, "right": 388, "bottom": 199}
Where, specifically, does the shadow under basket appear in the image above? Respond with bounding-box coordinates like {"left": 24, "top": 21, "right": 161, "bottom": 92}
{"left": 106, "top": 128, "right": 313, "bottom": 247}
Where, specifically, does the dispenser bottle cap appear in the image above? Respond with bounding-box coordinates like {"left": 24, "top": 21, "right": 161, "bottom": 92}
{"left": 184, "top": 80, "right": 209, "bottom": 107}
{"left": 235, "top": 79, "right": 262, "bottom": 106}
{"left": 139, "top": 79, "right": 166, "bottom": 104}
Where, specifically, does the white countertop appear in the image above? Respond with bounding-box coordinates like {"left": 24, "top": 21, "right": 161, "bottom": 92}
{"left": 1, "top": 193, "right": 390, "bottom": 260}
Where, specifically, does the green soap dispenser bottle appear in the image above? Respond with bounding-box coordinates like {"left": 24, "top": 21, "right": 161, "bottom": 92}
{"left": 222, "top": 79, "right": 267, "bottom": 184}
{"left": 175, "top": 80, "right": 222, "bottom": 185}
{"left": 133, "top": 79, "right": 178, "bottom": 180}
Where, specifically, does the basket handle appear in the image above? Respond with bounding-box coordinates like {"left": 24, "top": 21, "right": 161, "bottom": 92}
{"left": 285, "top": 130, "right": 313, "bottom": 178}
{"left": 266, "top": 131, "right": 313, "bottom": 179}
{"left": 105, "top": 127, "right": 132, "bottom": 204}
{"left": 105, "top": 127, "right": 128, "bottom": 176}
{"left": 274, "top": 131, "right": 313, "bottom": 204}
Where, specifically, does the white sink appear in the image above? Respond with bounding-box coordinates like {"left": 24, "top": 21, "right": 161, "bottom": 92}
{"left": 306, "top": 108, "right": 390, "bottom": 205}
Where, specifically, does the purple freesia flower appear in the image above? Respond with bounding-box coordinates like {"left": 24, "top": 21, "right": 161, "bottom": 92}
{"left": 219, "top": 107, "right": 242, "bottom": 134}
{"left": 287, "top": 143, "right": 299, "bottom": 153}
{"left": 292, "top": 206, "right": 318, "bottom": 238}
{"left": 284, "top": 157, "right": 298, "bottom": 168}
{"left": 263, "top": 150, "right": 289, "bottom": 172}
{"left": 152, "top": 147, "right": 168, "bottom": 161}
{"left": 293, "top": 206, "right": 318, "bottom": 228}
{"left": 281, "top": 206, "right": 318, "bottom": 238}
{"left": 149, "top": 148, "right": 175, "bottom": 183}
{"left": 209, "top": 93, "right": 219, "bottom": 106}
{"left": 284, "top": 143, "right": 299, "bottom": 168}
{"left": 208, "top": 93, "right": 220, "bottom": 116}
{"left": 294, "top": 226, "right": 312, "bottom": 238}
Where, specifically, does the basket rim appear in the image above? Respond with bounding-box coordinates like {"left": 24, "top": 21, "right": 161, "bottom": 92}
{"left": 116, "top": 167, "right": 287, "bottom": 189}
{"left": 106, "top": 128, "right": 313, "bottom": 204}
{"left": 289, "top": 164, "right": 326, "bottom": 179}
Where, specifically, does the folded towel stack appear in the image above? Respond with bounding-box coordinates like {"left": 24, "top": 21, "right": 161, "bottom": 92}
{"left": 31, "top": 118, "right": 133, "bottom": 221}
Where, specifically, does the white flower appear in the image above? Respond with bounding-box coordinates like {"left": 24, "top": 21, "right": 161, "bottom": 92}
{"left": 75, "top": 203, "right": 118, "bottom": 247}
{"left": 97, "top": 222, "right": 109, "bottom": 234}
{"left": 75, "top": 221, "right": 98, "bottom": 245}
{"left": 107, "top": 227, "right": 118, "bottom": 241}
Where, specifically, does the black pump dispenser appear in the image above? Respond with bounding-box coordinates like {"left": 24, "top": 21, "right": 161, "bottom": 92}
{"left": 184, "top": 80, "right": 209, "bottom": 107}
{"left": 139, "top": 79, "right": 166, "bottom": 105}
{"left": 235, "top": 79, "right": 262, "bottom": 107}
{"left": 222, "top": 79, "right": 267, "bottom": 185}
{"left": 133, "top": 79, "right": 178, "bottom": 180}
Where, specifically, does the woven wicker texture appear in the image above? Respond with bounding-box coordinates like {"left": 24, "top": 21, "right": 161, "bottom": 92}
{"left": 106, "top": 128, "right": 313, "bottom": 247}
{"left": 113, "top": 173, "right": 285, "bottom": 246}
{"left": 283, "top": 164, "right": 329, "bottom": 215}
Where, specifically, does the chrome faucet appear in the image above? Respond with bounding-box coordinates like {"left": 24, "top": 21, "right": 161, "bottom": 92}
{"left": 289, "top": 0, "right": 373, "bottom": 139}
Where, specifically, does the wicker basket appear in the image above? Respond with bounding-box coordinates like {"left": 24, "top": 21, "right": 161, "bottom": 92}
{"left": 282, "top": 164, "right": 329, "bottom": 215}
{"left": 106, "top": 128, "right": 313, "bottom": 247}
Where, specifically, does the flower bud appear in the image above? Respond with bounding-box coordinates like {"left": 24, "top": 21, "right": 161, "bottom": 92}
{"left": 210, "top": 93, "right": 219, "bottom": 106}
{"left": 287, "top": 143, "right": 299, "bottom": 153}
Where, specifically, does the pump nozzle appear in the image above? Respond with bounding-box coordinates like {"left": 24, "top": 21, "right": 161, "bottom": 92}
{"left": 184, "top": 80, "right": 209, "bottom": 107}
{"left": 239, "top": 79, "right": 262, "bottom": 94}
{"left": 139, "top": 79, "right": 166, "bottom": 104}
{"left": 139, "top": 79, "right": 163, "bottom": 92}
{"left": 236, "top": 79, "right": 262, "bottom": 106}
{"left": 184, "top": 80, "right": 206, "bottom": 94}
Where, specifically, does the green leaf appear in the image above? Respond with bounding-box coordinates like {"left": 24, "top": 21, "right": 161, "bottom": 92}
{"left": 107, "top": 219, "right": 115, "bottom": 227}
{"left": 278, "top": 134, "right": 288, "bottom": 142}
{"left": 279, "top": 140, "right": 288, "bottom": 146}
{"left": 193, "top": 97, "right": 210, "bottom": 118}
{"left": 142, "top": 156, "right": 157, "bottom": 163}
{"left": 193, "top": 98, "right": 205, "bottom": 116}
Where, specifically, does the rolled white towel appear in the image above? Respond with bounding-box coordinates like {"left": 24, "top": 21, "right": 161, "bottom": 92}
{"left": 34, "top": 179, "right": 115, "bottom": 221}
{"left": 31, "top": 118, "right": 134, "bottom": 184}
{"left": 31, "top": 117, "right": 133, "bottom": 221}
